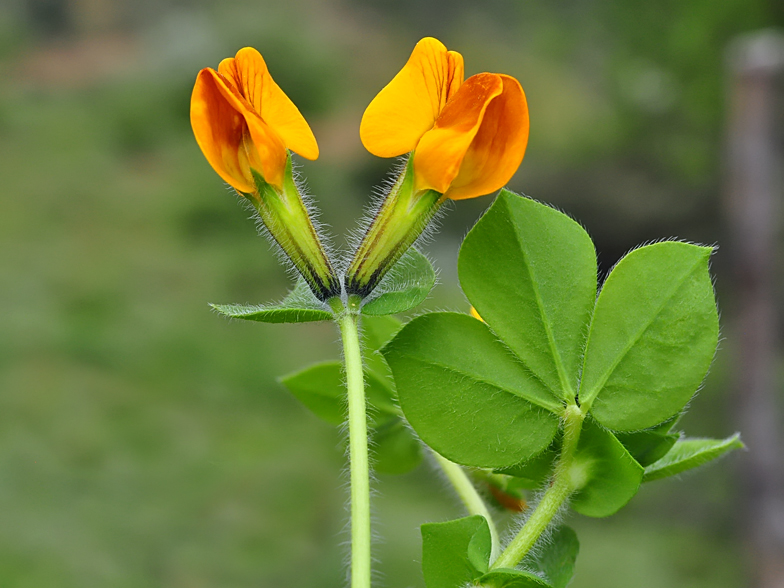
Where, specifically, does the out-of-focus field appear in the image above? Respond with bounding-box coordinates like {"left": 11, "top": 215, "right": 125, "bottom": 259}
{"left": 1, "top": 0, "right": 781, "bottom": 586}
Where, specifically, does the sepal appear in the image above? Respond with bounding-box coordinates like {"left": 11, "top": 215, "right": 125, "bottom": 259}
{"left": 250, "top": 154, "right": 340, "bottom": 301}
{"left": 346, "top": 158, "right": 443, "bottom": 299}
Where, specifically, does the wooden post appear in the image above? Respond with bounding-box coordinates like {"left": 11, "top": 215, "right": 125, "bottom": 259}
{"left": 725, "top": 30, "right": 784, "bottom": 588}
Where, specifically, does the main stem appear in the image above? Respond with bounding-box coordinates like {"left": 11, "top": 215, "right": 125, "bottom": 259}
{"left": 432, "top": 452, "right": 501, "bottom": 562}
{"left": 338, "top": 308, "right": 371, "bottom": 588}
{"left": 492, "top": 405, "right": 585, "bottom": 570}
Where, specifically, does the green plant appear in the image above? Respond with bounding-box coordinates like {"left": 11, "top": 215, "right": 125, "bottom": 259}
{"left": 193, "top": 40, "right": 742, "bottom": 588}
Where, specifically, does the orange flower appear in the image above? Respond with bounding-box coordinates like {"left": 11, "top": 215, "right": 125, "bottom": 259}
{"left": 359, "top": 37, "right": 529, "bottom": 200}
{"left": 191, "top": 47, "right": 319, "bottom": 192}
{"left": 345, "top": 38, "right": 529, "bottom": 299}
{"left": 190, "top": 48, "right": 339, "bottom": 301}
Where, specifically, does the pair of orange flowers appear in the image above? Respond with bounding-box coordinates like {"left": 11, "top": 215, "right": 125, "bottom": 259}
{"left": 191, "top": 37, "right": 530, "bottom": 301}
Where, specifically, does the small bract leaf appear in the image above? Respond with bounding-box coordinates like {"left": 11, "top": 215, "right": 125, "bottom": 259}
{"left": 459, "top": 190, "right": 597, "bottom": 401}
{"left": 523, "top": 525, "right": 579, "bottom": 588}
{"left": 570, "top": 418, "right": 644, "bottom": 517}
{"left": 421, "top": 515, "right": 491, "bottom": 588}
{"left": 643, "top": 434, "right": 744, "bottom": 482}
{"left": 371, "top": 417, "right": 423, "bottom": 475}
{"left": 210, "top": 278, "right": 333, "bottom": 323}
{"left": 579, "top": 241, "right": 719, "bottom": 431}
{"left": 361, "top": 248, "right": 436, "bottom": 316}
{"left": 383, "top": 313, "right": 560, "bottom": 468}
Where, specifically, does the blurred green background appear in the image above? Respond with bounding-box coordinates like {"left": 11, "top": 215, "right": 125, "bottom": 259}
{"left": 1, "top": 0, "right": 782, "bottom": 586}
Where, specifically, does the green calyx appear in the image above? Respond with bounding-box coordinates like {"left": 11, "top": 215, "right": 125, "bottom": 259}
{"left": 249, "top": 154, "right": 340, "bottom": 301}
{"left": 345, "top": 157, "right": 443, "bottom": 299}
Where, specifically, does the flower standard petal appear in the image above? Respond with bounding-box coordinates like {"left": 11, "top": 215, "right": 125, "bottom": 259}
{"left": 445, "top": 74, "right": 529, "bottom": 200}
{"left": 360, "top": 37, "right": 464, "bottom": 158}
{"left": 412, "top": 73, "right": 504, "bottom": 194}
{"left": 220, "top": 47, "right": 319, "bottom": 160}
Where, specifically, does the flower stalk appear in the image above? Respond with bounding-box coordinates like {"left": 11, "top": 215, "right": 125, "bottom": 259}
{"left": 337, "top": 308, "right": 372, "bottom": 588}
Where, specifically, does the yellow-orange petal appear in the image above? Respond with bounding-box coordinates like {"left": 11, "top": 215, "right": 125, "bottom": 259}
{"left": 219, "top": 47, "right": 319, "bottom": 160}
{"left": 360, "top": 37, "right": 464, "bottom": 158}
{"left": 412, "top": 73, "right": 504, "bottom": 194}
{"left": 190, "top": 68, "right": 288, "bottom": 191}
{"left": 445, "top": 74, "right": 529, "bottom": 200}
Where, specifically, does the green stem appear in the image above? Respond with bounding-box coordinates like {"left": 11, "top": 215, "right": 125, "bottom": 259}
{"left": 432, "top": 452, "right": 500, "bottom": 562}
{"left": 338, "top": 309, "right": 371, "bottom": 588}
{"left": 491, "top": 405, "right": 585, "bottom": 570}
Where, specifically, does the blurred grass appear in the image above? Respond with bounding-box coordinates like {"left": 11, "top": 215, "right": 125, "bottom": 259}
{"left": 0, "top": 0, "right": 776, "bottom": 585}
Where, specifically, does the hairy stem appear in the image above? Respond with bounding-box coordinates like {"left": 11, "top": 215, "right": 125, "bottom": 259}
{"left": 433, "top": 452, "right": 501, "bottom": 562}
{"left": 338, "top": 308, "right": 371, "bottom": 588}
{"left": 492, "top": 405, "right": 584, "bottom": 570}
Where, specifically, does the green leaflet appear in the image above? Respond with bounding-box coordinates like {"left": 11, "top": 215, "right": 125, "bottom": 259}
{"left": 279, "top": 361, "right": 346, "bottom": 426}
{"left": 279, "top": 361, "right": 397, "bottom": 427}
{"left": 615, "top": 420, "right": 680, "bottom": 467}
{"left": 495, "top": 420, "right": 645, "bottom": 517}
{"left": 579, "top": 241, "right": 719, "bottom": 431}
{"left": 459, "top": 190, "right": 596, "bottom": 401}
{"left": 210, "top": 278, "right": 333, "bottom": 323}
{"left": 386, "top": 191, "right": 724, "bottom": 498}
{"left": 382, "top": 312, "right": 560, "bottom": 468}
{"left": 361, "top": 248, "right": 437, "bottom": 316}
{"left": 419, "top": 518, "right": 581, "bottom": 588}
{"left": 570, "top": 418, "right": 644, "bottom": 517}
{"left": 495, "top": 437, "right": 560, "bottom": 489}
{"left": 421, "top": 516, "right": 491, "bottom": 588}
{"left": 371, "top": 417, "right": 422, "bottom": 475}
{"left": 421, "top": 517, "right": 578, "bottom": 588}
{"left": 523, "top": 525, "right": 580, "bottom": 588}
{"left": 643, "top": 434, "right": 744, "bottom": 482}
